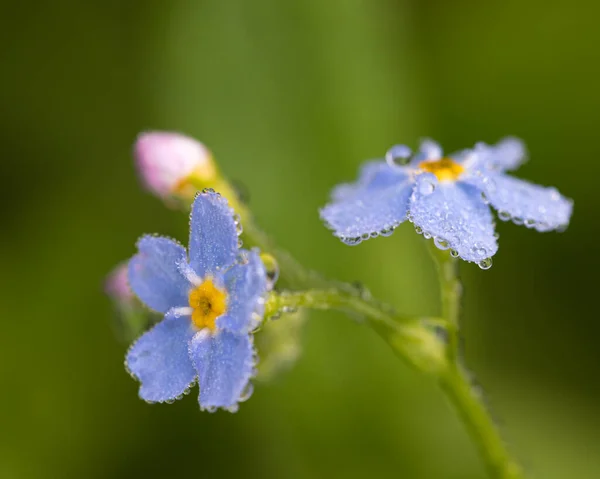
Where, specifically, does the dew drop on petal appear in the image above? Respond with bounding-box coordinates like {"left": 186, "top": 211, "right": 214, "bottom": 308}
{"left": 233, "top": 213, "right": 243, "bottom": 235}
{"left": 478, "top": 257, "right": 493, "bottom": 270}
{"left": 341, "top": 236, "right": 362, "bottom": 246}
{"left": 423, "top": 232, "right": 432, "bottom": 239}
{"left": 434, "top": 237, "right": 449, "bottom": 250}
{"left": 414, "top": 225, "right": 423, "bottom": 235}
{"left": 450, "top": 249, "right": 459, "bottom": 258}
{"left": 498, "top": 210, "right": 511, "bottom": 221}
{"left": 379, "top": 226, "right": 395, "bottom": 237}
{"left": 236, "top": 251, "right": 249, "bottom": 265}
{"left": 471, "top": 243, "right": 487, "bottom": 257}
{"left": 482, "top": 177, "right": 497, "bottom": 193}
{"left": 418, "top": 180, "right": 436, "bottom": 196}
{"left": 239, "top": 382, "right": 254, "bottom": 402}
{"left": 385, "top": 144, "right": 412, "bottom": 167}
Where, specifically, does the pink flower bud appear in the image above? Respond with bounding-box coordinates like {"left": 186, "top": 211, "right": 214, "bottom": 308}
{"left": 105, "top": 263, "right": 133, "bottom": 303}
{"left": 134, "top": 132, "right": 217, "bottom": 198}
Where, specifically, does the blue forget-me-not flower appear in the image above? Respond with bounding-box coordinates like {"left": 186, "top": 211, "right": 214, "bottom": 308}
{"left": 126, "top": 190, "right": 268, "bottom": 411}
{"left": 320, "top": 138, "right": 573, "bottom": 268}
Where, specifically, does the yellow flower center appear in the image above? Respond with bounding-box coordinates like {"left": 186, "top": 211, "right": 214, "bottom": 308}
{"left": 418, "top": 158, "right": 464, "bottom": 182}
{"left": 188, "top": 278, "right": 227, "bottom": 331}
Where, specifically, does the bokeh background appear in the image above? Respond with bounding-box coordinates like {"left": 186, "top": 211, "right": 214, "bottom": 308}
{"left": 1, "top": 1, "right": 598, "bottom": 478}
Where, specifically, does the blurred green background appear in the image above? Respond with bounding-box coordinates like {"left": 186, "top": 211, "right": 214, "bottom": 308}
{"left": 1, "top": 1, "right": 598, "bottom": 478}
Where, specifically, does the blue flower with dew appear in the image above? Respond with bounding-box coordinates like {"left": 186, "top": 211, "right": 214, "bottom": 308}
{"left": 320, "top": 138, "right": 573, "bottom": 269}
{"left": 126, "top": 190, "right": 268, "bottom": 412}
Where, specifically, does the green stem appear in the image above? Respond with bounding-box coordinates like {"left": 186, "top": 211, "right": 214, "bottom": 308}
{"left": 427, "top": 245, "right": 461, "bottom": 361}
{"left": 440, "top": 365, "right": 524, "bottom": 479}
{"left": 427, "top": 242, "right": 525, "bottom": 479}
{"left": 265, "top": 289, "right": 447, "bottom": 374}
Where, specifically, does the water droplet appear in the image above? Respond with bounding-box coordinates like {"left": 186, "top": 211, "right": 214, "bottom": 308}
{"left": 351, "top": 281, "right": 372, "bottom": 300}
{"left": 361, "top": 233, "right": 370, "bottom": 240}
{"left": 260, "top": 253, "right": 279, "bottom": 290}
{"left": 498, "top": 210, "right": 511, "bottom": 221}
{"left": 478, "top": 257, "right": 493, "bottom": 270}
{"left": 434, "top": 237, "right": 449, "bottom": 250}
{"left": 205, "top": 406, "right": 218, "bottom": 413}
{"left": 418, "top": 179, "right": 436, "bottom": 196}
{"left": 341, "top": 236, "right": 362, "bottom": 246}
{"left": 239, "top": 382, "right": 254, "bottom": 402}
{"left": 165, "top": 398, "right": 175, "bottom": 404}
{"left": 385, "top": 144, "right": 412, "bottom": 167}
{"left": 236, "top": 251, "right": 249, "bottom": 265}
{"left": 471, "top": 244, "right": 487, "bottom": 257}
{"left": 237, "top": 238, "right": 243, "bottom": 248}
{"left": 512, "top": 217, "right": 524, "bottom": 225}
{"left": 202, "top": 187, "right": 215, "bottom": 194}
{"left": 414, "top": 225, "right": 423, "bottom": 234}
{"left": 225, "top": 404, "right": 239, "bottom": 413}
{"left": 482, "top": 177, "right": 497, "bottom": 193}
{"left": 450, "top": 249, "right": 459, "bottom": 258}
{"left": 525, "top": 218, "right": 536, "bottom": 228}
{"left": 423, "top": 232, "right": 432, "bottom": 239}
{"left": 493, "top": 232, "right": 500, "bottom": 240}
{"left": 379, "top": 226, "right": 395, "bottom": 237}
{"left": 233, "top": 213, "right": 243, "bottom": 235}
{"left": 536, "top": 221, "right": 550, "bottom": 232}
{"left": 370, "top": 231, "right": 379, "bottom": 238}
{"left": 480, "top": 191, "right": 489, "bottom": 204}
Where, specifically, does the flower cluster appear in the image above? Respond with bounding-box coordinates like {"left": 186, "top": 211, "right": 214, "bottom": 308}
{"left": 320, "top": 138, "right": 573, "bottom": 268}
{"left": 109, "top": 131, "right": 573, "bottom": 415}
{"left": 125, "top": 190, "right": 268, "bottom": 412}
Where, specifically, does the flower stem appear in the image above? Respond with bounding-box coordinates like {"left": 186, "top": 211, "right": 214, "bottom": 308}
{"left": 427, "top": 242, "right": 525, "bottom": 479}
{"left": 439, "top": 364, "right": 524, "bottom": 479}
{"left": 265, "top": 289, "right": 448, "bottom": 374}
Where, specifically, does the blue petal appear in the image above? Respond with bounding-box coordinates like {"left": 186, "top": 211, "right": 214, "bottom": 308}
{"left": 409, "top": 174, "right": 498, "bottom": 263}
{"left": 126, "top": 310, "right": 197, "bottom": 403}
{"left": 331, "top": 161, "right": 409, "bottom": 202}
{"left": 128, "top": 235, "right": 190, "bottom": 312}
{"left": 468, "top": 173, "right": 573, "bottom": 232}
{"left": 218, "top": 250, "right": 267, "bottom": 333}
{"left": 472, "top": 138, "right": 526, "bottom": 172}
{"left": 190, "top": 330, "right": 256, "bottom": 411}
{"left": 188, "top": 191, "right": 239, "bottom": 279}
{"left": 321, "top": 162, "right": 414, "bottom": 243}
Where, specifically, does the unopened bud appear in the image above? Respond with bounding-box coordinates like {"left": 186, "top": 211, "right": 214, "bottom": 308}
{"left": 134, "top": 131, "right": 217, "bottom": 198}
{"left": 105, "top": 262, "right": 153, "bottom": 341}
{"left": 104, "top": 263, "right": 133, "bottom": 304}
